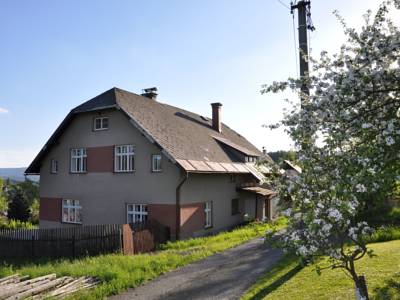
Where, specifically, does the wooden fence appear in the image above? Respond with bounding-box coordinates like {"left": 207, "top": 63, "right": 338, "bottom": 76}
{"left": 129, "top": 220, "right": 171, "bottom": 254}
{"left": 0, "top": 221, "right": 170, "bottom": 259}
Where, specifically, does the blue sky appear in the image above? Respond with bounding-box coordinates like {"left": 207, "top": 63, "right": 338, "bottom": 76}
{"left": 0, "top": 0, "right": 383, "bottom": 167}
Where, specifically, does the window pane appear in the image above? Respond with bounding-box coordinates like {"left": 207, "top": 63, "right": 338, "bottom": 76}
{"left": 130, "top": 155, "right": 134, "bottom": 171}
{"left": 76, "top": 208, "right": 82, "bottom": 223}
{"left": 69, "top": 208, "right": 75, "bottom": 222}
{"left": 102, "top": 118, "right": 109, "bottom": 128}
{"left": 128, "top": 214, "right": 133, "bottom": 223}
{"left": 63, "top": 208, "right": 68, "bottom": 222}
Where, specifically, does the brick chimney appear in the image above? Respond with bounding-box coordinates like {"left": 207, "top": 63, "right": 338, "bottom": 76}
{"left": 141, "top": 87, "right": 158, "bottom": 100}
{"left": 211, "top": 102, "right": 222, "bottom": 133}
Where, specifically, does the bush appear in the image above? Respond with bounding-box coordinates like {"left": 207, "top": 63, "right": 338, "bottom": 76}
{"left": 29, "top": 199, "right": 40, "bottom": 225}
{"left": 365, "top": 226, "right": 400, "bottom": 244}
{"left": 0, "top": 218, "right": 37, "bottom": 229}
{"left": 388, "top": 207, "right": 400, "bottom": 225}
{"left": 7, "top": 185, "right": 30, "bottom": 222}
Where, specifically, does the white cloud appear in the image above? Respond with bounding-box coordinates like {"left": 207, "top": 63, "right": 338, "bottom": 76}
{"left": 0, "top": 107, "right": 9, "bottom": 114}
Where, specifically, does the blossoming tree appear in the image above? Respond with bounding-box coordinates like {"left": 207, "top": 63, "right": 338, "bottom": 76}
{"left": 263, "top": 1, "right": 400, "bottom": 299}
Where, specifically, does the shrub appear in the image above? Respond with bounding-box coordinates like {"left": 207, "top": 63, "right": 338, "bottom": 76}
{"left": 0, "top": 218, "right": 37, "bottom": 230}
{"left": 365, "top": 226, "right": 400, "bottom": 244}
{"left": 388, "top": 207, "right": 400, "bottom": 225}
{"left": 7, "top": 185, "right": 30, "bottom": 222}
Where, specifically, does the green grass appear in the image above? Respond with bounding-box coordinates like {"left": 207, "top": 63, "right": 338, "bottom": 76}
{"left": 242, "top": 240, "right": 400, "bottom": 300}
{"left": 0, "top": 218, "right": 287, "bottom": 299}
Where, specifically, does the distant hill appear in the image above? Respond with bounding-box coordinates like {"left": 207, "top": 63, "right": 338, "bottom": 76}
{"left": 0, "top": 168, "right": 39, "bottom": 182}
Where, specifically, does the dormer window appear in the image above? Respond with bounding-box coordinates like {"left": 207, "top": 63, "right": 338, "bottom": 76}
{"left": 245, "top": 156, "right": 257, "bottom": 163}
{"left": 94, "top": 117, "right": 109, "bottom": 131}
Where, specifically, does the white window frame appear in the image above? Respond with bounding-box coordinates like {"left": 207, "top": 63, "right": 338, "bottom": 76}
{"left": 70, "top": 148, "right": 87, "bottom": 173}
{"left": 205, "top": 201, "right": 213, "bottom": 228}
{"left": 50, "top": 159, "right": 58, "bottom": 174}
{"left": 114, "top": 145, "right": 135, "bottom": 172}
{"left": 127, "top": 204, "right": 148, "bottom": 223}
{"left": 62, "top": 199, "right": 82, "bottom": 224}
{"left": 93, "top": 117, "right": 109, "bottom": 131}
{"left": 151, "top": 154, "right": 162, "bottom": 172}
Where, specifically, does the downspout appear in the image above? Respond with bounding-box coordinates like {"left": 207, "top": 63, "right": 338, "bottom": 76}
{"left": 176, "top": 171, "right": 189, "bottom": 240}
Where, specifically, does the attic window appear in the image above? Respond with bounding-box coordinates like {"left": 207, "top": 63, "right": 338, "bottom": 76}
{"left": 94, "top": 117, "right": 109, "bottom": 131}
{"left": 245, "top": 156, "right": 257, "bottom": 163}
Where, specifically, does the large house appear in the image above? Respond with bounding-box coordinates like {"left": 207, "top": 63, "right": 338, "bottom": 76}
{"left": 26, "top": 87, "right": 276, "bottom": 239}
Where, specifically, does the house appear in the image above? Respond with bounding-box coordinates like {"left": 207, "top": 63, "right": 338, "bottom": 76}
{"left": 26, "top": 87, "right": 276, "bottom": 239}
{"left": 282, "top": 160, "right": 302, "bottom": 179}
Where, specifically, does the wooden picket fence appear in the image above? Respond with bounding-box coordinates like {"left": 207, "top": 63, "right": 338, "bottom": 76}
{"left": 0, "top": 221, "right": 170, "bottom": 260}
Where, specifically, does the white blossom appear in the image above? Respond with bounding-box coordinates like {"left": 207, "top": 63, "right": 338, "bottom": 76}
{"left": 386, "top": 136, "right": 395, "bottom": 146}
{"left": 361, "top": 123, "right": 372, "bottom": 129}
{"left": 355, "top": 184, "right": 367, "bottom": 193}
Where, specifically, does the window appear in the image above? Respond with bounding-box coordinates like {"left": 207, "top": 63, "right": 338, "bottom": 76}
{"left": 50, "top": 159, "right": 58, "bottom": 174}
{"left": 151, "top": 154, "right": 162, "bottom": 172}
{"left": 70, "top": 148, "right": 87, "bottom": 173}
{"left": 245, "top": 156, "right": 257, "bottom": 163}
{"left": 94, "top": 117, "right": 109, "bottom": 131}
{"left": 231, "top": 198, "right": 240, "bottom": 215}
{"left": 115, "top": 145, "right": 135, "bottom": 172}
{"left": 62, "top": 199, "right": 82, "bottom": 224}
{"left": 204, "top": 201, "right": 213, "bottom": 228}
{"left": 127, "top": 204, "right": 148, "bottom": 223}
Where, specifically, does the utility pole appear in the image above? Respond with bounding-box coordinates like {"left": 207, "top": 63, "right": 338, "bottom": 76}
{"left": 291, "top": 1, "right": 315, "bottom": 102}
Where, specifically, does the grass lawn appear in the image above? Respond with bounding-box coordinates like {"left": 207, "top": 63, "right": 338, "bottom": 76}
{"left": 0, "top": 218, "right": 286, "bottom": 299}
{"left": 242, "top": 240, "right": 400, "bottom": 300}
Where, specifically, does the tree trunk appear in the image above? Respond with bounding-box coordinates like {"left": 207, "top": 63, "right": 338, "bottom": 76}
{"left": 355, "top": 275, "right": 369, "bottom": 300}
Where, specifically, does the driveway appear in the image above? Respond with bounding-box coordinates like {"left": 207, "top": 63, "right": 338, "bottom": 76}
{"left": 110, "top": 237, "right": 284, "bottom": 300}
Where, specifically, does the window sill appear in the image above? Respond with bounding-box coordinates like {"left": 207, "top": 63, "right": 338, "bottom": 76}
{"left": 61, "top": 221, "right": 82, "bottom": 225}
{"left": 114, "top": 170, "right": 136, "bottom": 173}
{"left": 204, "top": 225, "right": 213, "bottom": 229}
{"left": 151, "top": 170, "right": 163, "bottom": 173}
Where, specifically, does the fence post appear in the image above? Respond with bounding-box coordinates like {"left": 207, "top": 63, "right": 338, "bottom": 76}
{"left": 119, "top": 226, "right": 124, "bottom": 254}
{"left": 122, "top": 224, "right": 134, "bottom": 255}
{"left": 31, "top": 234, "right": 35, "bottom": 259}
{"left": 72, "top": 235, "right": 75, "bottom": 258}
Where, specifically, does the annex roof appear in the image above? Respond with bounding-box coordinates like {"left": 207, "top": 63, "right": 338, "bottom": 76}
{"left": 239, "top": 186, "right": 276, "bottom": 198}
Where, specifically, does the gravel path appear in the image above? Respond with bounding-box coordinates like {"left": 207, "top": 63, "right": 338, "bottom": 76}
{"left": 110, "top": 237, "right": 283, "bottom": 300}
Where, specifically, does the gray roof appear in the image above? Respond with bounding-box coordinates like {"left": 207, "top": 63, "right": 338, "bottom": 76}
{"left": 26, "top": 87, "right": 264, "bottom": 174}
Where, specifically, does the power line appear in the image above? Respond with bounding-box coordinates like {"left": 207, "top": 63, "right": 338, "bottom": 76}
{"left": 276, "top": 0, "right": 290, "bottom": 10}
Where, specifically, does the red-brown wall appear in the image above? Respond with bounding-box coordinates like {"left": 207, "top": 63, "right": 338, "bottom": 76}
{"left": 180, "top": 202, "right": 205, "bottom": 238}
{"left": 148, "top": 204, "right": 176, "bottom": 234}
{"left": 147, "top": 203, "right": 205, "bottom": 239}
{"left": 86, "top": 146, "right": 114, "bottom": 172}
{"left": 39, "top": 197, "right": 62, "bottom": 222}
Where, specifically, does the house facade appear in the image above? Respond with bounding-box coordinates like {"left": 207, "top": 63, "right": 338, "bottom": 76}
{"left": 26, "top": 87, "right": 276, "bottom": 239}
